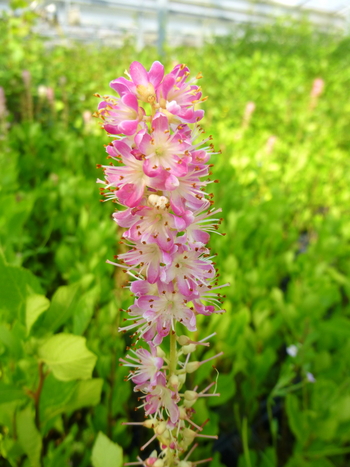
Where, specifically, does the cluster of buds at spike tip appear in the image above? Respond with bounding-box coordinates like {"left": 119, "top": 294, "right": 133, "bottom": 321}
{"left": 95, "top": 61, "right": 228, "bottom": 467}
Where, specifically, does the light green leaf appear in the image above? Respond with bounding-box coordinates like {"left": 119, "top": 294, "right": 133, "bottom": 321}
{"left": 39, "top": 374, "right": 77, "bottom": 428}
{"left": 38, "top": 333, "right": 97, "bottom": 381}
{"left": 65, "top": 378, "right": 103, "bottom": 413}
{"left": 16, "top": 406, "right": 42, "bottom": 467}
{"left": 42, "top": 283, "right": 80, "bottom": 333}
{"left": 26, "top": 294, "right": 50, "bottom": 334}
{"left": 91, "top": 432, "right": 123, "bottom": 467}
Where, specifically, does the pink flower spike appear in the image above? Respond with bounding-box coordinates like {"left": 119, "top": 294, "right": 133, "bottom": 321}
{"left": 96, "top": 61, "right": 226, "bottom": 465}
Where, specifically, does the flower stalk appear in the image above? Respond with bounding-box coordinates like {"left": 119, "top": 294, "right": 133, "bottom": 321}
{"left": 169, "top": 331, "right": 177, "bottom": 377}
{"left": 95, "top": 60, "right": 228, "bottom": 466}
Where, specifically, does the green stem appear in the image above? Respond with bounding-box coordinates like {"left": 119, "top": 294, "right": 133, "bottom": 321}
{"left": 169, "top": 330, "right": 177, "bottom": 376}
{"left": 242, "top": 417, "right": 252, "bottom": 467}
{"left": 34, "top": 361, "right": 46, "bottom": 431}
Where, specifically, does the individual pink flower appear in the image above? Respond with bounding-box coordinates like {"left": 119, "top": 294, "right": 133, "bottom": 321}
{"left": 117, "top": 204, "right": 182, "bottom": 251}
{"left": 144, "top": 373, "right": 180, "bottom": 423}
{"left": 98, "top": 93, "right": 145, "bottom": 135}
{"left": 101, "top": 140, "right": 150, "bottom": 207}
{"left": 158, "top": 64, "right": 204, "bottom": 123}
{"left": 110, "top": 61, "right": 164, "bottom": 103}
{"left": 112, "top": 240, "right": 174, "bottom": 284}
{"left": 120, "top": 344, "right": 164, "bottom": 386}
{"left": 136, "top": 113, "right": 191, "bottom": 177}
{"left": 160, "top": 247, "right": 216, "bottom": 296}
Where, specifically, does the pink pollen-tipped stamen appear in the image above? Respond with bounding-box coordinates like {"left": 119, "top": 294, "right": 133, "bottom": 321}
{"left": 195, "top": 433, "right": 218, "bottom": 440}
{"left": 199, "top": 332, "right": 216, "bottom": 343}
{"left": 192, "top": 458, "right": 213, "bottom": 465}
{"left": 200, "top": 382, "right": 215, "bottom": 394}
{"left": 198, "top": 392, "right": 220, "bottom": 398}
{"left": 184, "top": 442, "right": 199, "bottom": 461}
{"left": 199, "top": 351, "right": 224, "bottom": 366}
{"left": 140, "top": 433, "right": 158, "bottom": 451}
{"left": 122, "top": 422, "right": 153, "bottom": 427}
{"left": 124, "top": 461, "right": 145, "bottom": 466}
{"left": 186, "top": 418, "right": 203, "bottom": 431}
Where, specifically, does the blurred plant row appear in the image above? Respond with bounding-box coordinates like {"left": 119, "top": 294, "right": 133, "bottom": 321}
{"left": 1, "top": 2, "right": 350, "bottom": 466}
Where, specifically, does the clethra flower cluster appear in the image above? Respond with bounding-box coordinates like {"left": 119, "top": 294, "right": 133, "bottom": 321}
{"left": 95, "top": 61, "right": 228, "bottom": 467}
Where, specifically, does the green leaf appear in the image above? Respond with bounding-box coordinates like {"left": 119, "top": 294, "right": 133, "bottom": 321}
{"left": 227, "top": 307, "right": 250, "bottom": 345}
{"left": 208, "top": 370, "right": 236, "bottom": 406}
{"left": 16, "top": 406, "right": 42, "bottom": 467}
{"left": 38, "top": 333, "right": 97, "bottom": 381}
{"left": 0, "top": 401, "right": 21, "bottom": 432}
{"left": 64, "top": 379, "right": 103, "bottom": 413}
{"left": 40, "top": 375, "right": 102, "bottom": 430}
{"left": 331, "top": 395, "right": 350, "bottom": 423}
{"left": 0, "top": 382, "right": 25, "bottom": 403}
{"left": 91, "top": 432, "right": 123, "bottom": 467}
{"left": 0, "top": 252, "right": 42, "bottom": 324}
{"left": 26, "top": 293, "right": 50, "bottom": 334}
{"left": 0, "top": 322, "right": 23, "bottom": 358}
{"left": 285, "top": 394, "right": 309, "bottom": 442}
{"left": 42, "top": 283, "right": 80, "bottom": 333}
{"left": 73, "top": 289, "right": 96, "bottom": 335}
{"left": 39, "top": 374, "right": 77, "bottom": 428}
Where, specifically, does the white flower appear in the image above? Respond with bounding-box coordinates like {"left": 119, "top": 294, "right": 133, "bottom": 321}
{"left": 286, "top": 345, "right": 298, "bottom": 357}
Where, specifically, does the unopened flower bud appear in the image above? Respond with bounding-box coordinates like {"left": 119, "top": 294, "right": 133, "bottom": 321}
{"left": 183, "top": 390, "right": 198, "bottom": 408}
{"left": 148, "top": 194, "right": 169, "bottom": 209}
{"left": 158, "top": 429, "right": 171, "bottom": 447}
{"left": 154, "top": 460, "right": 164, "bottom": 467}
{"left": 184, "top": 390, "right": 198, "bottom": 402}
{"left": 143, "top": 418, "right": 157, "bottom": 429}
{"left": 145, "top": 459, "right": 156, "bottom": 467}
{"left": 185, "top": 361, "right": 200, "bottom": 373}
{"left": 155, "top": 421, "right": 167, "bottom": 436}
{"left": 179, "top": 406, "right": 187, "bottom": 420}
{"left": 182, "top": 344, "right": 196, "bottom": 355}
{"left": 156, "top": 346, "right": 166, "bottom": 358}
{"left": 182, "top": 427, "right": 196, "bottom": 444}
{"left": 169, "top": 374, "right": 179, "bottom": 389}
{"left": 177, "top": 335, "right": 191, "bottom": 346}
{"left": 177, "top": 373, "right": 186, "bottom": 387}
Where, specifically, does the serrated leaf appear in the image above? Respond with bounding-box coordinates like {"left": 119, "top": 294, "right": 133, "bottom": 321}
{"left": 42, "top": 283, "right": 80, "bottom": 333}
{"left": 26, "top": 293, "right": 50, "bottom": 334}
{"left": 38, "top": 333, "right": 97, "bottom": 381}
{"left": 17, "top": 406, "right": 42, "bottom": 467}
{"left": 91, "top": 432, "right": 123, "bottom": 467}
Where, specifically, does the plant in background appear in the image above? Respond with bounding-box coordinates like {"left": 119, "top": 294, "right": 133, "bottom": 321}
{"left": 95, "top": 61, "right": 227, "bottom": 466}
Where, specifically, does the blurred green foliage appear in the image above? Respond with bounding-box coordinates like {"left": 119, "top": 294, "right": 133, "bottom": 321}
{"left": 1, "top": 3, "right": 350, "bottom": 467}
